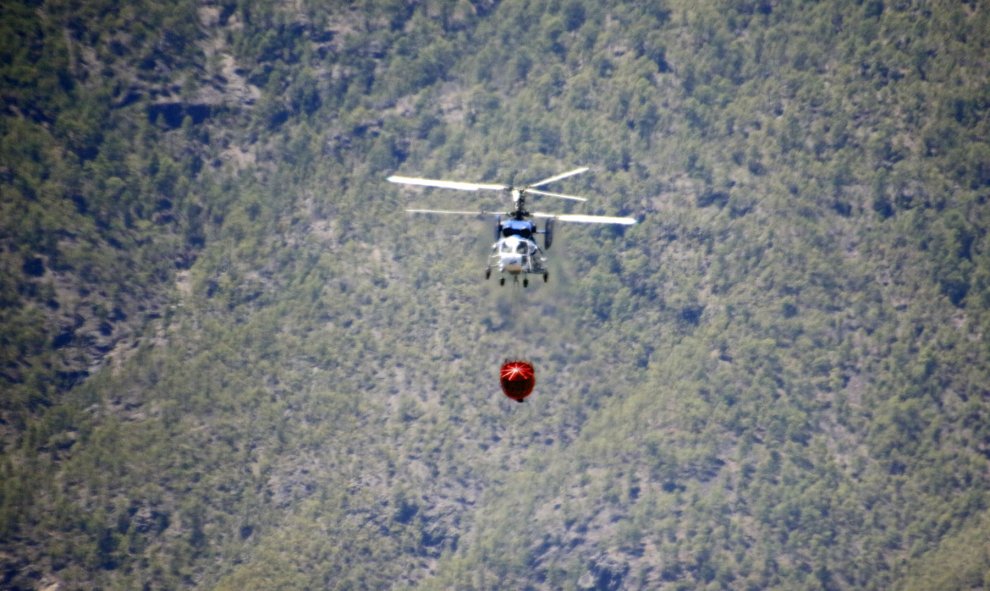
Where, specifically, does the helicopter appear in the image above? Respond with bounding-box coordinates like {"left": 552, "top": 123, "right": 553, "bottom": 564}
{"left": 387, "top": 167, "right": 637, "bottom": 287}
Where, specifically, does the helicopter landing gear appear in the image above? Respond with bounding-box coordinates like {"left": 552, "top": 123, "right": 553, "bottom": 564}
{"left": 523, "top": 278, "right": 529, "bottom": 288}
{"left": 543, "top": 272, "right": 549, "bottom": 283}
{"left": 485, "top": 268, "right": 491, "bottom": 280}
{"left": 500, "top": 277, "right": 505, "bottom": 286}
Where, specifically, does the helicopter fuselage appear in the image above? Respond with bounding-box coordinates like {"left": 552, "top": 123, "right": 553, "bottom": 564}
{"left": 491, "top": 234, "right": 546, "bottom": 275}
{"left": 487, "top": 219, "right": 548, "bottom": 284}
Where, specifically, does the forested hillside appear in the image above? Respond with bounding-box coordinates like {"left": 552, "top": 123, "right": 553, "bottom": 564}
{"left": 2, "top": 0, "right": 989, "bottom": 589}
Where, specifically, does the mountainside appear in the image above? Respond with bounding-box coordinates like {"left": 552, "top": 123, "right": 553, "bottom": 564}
{"left": 2, "top": 1, "right": 989, "bottom": 589}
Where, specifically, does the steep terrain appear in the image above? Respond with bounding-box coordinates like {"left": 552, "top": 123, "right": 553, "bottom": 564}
{"left": 2, "top": 1, "right": 989, "bottom": 590}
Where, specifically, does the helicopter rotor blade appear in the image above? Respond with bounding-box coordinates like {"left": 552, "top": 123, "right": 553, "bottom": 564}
{"left": 527, "top": 167, "right": 589, "bottom": 189}
{"left": 388, "top": 176, "right": 507, "bottom": 192}
{"left": 523, "top": 188, "right": 589, "bottom": 202}
{"left": 532, "top": 212, "right": 637, "bottom": 225}
{"left": 406, "top": 208, "right": 500, "bottom": 216}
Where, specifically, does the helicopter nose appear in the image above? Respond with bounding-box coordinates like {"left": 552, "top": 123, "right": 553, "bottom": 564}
{"left": 501, "top": 255, "right": 523, "bottom": 273}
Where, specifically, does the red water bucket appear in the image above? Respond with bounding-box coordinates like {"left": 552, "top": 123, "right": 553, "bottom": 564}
{"left": 500, "top": 360, "right": 535, "bottom": 402}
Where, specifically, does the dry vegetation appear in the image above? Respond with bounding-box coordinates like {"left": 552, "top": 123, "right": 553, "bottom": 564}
{"left": 2, "top": 0, "right": 989, "bottom": 589}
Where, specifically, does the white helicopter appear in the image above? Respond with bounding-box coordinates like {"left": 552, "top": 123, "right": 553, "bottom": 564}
{"left": 387, "top": 167, "right": 637, "bottom": 286}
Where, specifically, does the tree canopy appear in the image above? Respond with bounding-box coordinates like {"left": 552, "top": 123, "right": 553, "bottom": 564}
{"left": 2, "top": 0, "right": 989, "bottom": 589}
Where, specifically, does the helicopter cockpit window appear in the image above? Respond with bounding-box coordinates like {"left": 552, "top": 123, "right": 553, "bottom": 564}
{"left": 502, "top": 220, "right": 533, "bottom": 239}
{"left": 502, "top": 226, "right": 532, "bottom": 238}
{"left": 516, "top": 242, "right": 528, "bottom": 254}
{"left": 501, "top": 242, "right": 512, "bottom": 253}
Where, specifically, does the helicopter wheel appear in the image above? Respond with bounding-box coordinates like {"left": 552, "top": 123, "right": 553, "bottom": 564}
{"left": 523, "top": 278, "right": 529, "bottom": 288}
{"left": 485, "top": 268, "right": 491, "bottom": 280}
{"left": 500, "top": 277, "right": 505, "bottom": 286}
{"left": 543, "top": 272, "right": 549, "bottom": 283}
